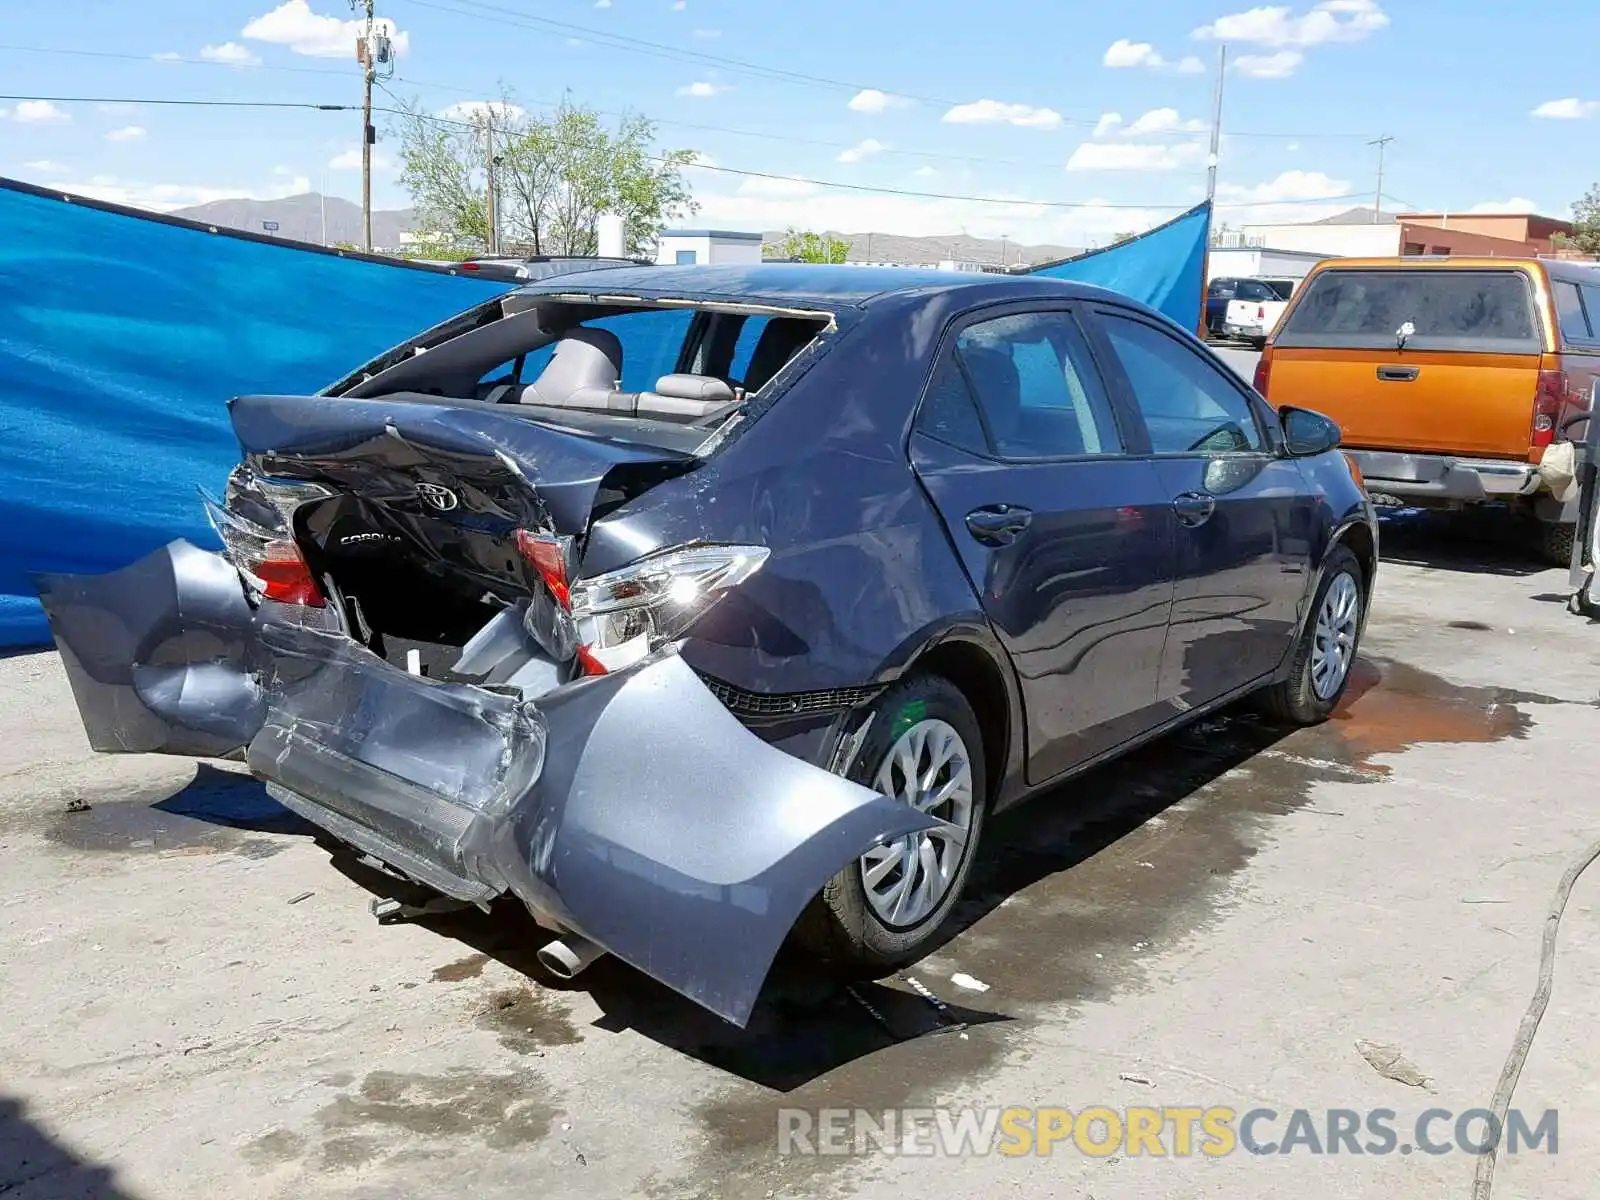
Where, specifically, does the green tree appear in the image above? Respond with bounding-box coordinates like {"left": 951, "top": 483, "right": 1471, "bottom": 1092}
{"left": 1558, "top": 183, "right": 1600, "bottom": 255}
{"left": 392, "top": 91, "right": 698, "bottom": 258}
{"left": 768, "top": 228, "right": 850, "bottom": 263}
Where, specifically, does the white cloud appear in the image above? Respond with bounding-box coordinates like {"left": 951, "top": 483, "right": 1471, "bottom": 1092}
{"left": 105, "top": 125, "right": 147, "bottom": 143}
{"left": 736, "top": 176, "right": 819, "bottom": 199}
{"left": 1470, "top": 197, "right": 1542, "bottom": 214}
{"left": 1532, "top": 97, "right": 1599, "bottom": 120}
{"left": 836, "top": 138, "right": 887, "bottom": 164}
{"left": 692, "top": 28, "right": 720, "bottom": 38}
{"left": 151, "top": 51, "right": 182, "bottom": 62}
{"left": 437, "top": 100, "right": 525, "bottom": 123}
{"left": 1195, "top": 0, "right": 1388, "bottom": 47}
{"left": 15, "top": 100, "right": 70, "bottom": 125}
{"left": 595, "top": 0, "right": 611, "bottom": 7}
{"left": 23, "top": 159, "right": 66, "bottom": 173}
{"left": 1176, "top": 55, "right": 1206, "bottom": 73}
{"left": 1094, "top": 111, "right": 1123, "bottom": 138}
{"left": 1123, "top": 107, "right": 1207, "bottom": 136}
{"left": 676, "top": 80, "right": 731, "bottom": 97}
{"left": 200, "top": 41, "right": 261, "bottom": 66}
{"left": 1067, "top": 142, "right": 1207, "bottom": 171}
{"left": 912, "top": 165, "right": 939, "bottom": 178}
{"left": 53, "top": 172, "right": 313, "bottom": 213}
{"left": 1286, "top": 141, "right": 1300, "bottom": 151}
{"left": 328, "top": 147, "right": 394, "bottom": 171}
{"left": 848, "top": 88, "right": 912, "bottom": 115}
{"left": 672, "top": 0, "right": 686, "bottom": 9}
{"left": 242, "top": 0, "right": 410, "bottom": 59}
{"left": 1104, "top": 39, "right": 1166, "bottom": 69}
{"left": 1233, "top": 50, "right": 1305, "bottom": 78}
{"left": 1218, "top": 169, "right": 1350, "bottom": 203}
{"left": 942, "top": 99, "right": 1063, "bottom": 130}
{"left": 271, "top": 164, "right": 298, "bottom": 176}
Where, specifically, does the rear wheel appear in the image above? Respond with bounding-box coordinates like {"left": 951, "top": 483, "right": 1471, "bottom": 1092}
{"left": 1258, "top": 546, "right": 1366, "bottom": 726}
{"left": 1539, "top": 521, "right": 1576, "bottom": 568}
{"left": 794, "top": 675, "right": 987, "bottom": 972}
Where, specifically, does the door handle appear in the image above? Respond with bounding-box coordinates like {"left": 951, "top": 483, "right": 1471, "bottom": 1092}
{"left": 965, "top": 504, "right": 1033, "bottom": 546}
{"left": 1172, "top": 492, "right": 1216, "bottom": 528}
{"left": 1377, "top": 365, "right": 1419, "bottom": 382}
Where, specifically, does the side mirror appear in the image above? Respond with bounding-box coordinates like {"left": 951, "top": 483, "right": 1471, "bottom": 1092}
{"left": 1279, "top": 406, "right": 1341, "bottom": 457}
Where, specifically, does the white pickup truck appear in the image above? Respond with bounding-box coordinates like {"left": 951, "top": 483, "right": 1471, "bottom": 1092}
{"left": 1223, "top": 278, "right": 1297, "bottom": 348}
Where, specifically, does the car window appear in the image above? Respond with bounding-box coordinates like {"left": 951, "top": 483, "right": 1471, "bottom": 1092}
{"left": 1262, "top": 280, "right": 1295, "bottom": 300}
{"left": 1275, "top": 269, "right": 1540, "bottom": 353}
{"left": 1584, "top": 286, "right": 1600, "bottom": 341}
{"left": 1554, "top": 281, "right": 1593, "bottom": 342}
{"left": 952, "top": 310, "right": 1122, "bottom": 459}
{"left": 915, "top": 357, "right": 989, "bottom": 455}
{"left": 1097, "top": 313, "right": 1267, "bottom": 455}
{"left": 1208, "top": 280, "right": 1236, "bottom": 298}
{"left": 1233, "top": 280, "right": 1278, "bottom": 302}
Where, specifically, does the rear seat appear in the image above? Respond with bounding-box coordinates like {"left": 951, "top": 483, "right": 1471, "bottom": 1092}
{"left": 518, "top": 328, "right": 737, "bottom": 421}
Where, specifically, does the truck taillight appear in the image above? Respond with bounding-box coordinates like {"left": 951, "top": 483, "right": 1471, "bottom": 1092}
{"left": 1257, "top": 305, "right": 1266, "bottom": 320}
{"left": 1252, "top": 353, "right": 1272, "bottom": 397}
{"left": 1533, "top": 368, "right": 1567, "bottom": 449}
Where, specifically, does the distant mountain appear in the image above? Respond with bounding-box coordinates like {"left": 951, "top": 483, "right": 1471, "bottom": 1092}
{"left": 168, "top": 193, "right": 416, "bottom": 249}
{"left": 762, "top": 229, "right": 1082, "bottom": 268}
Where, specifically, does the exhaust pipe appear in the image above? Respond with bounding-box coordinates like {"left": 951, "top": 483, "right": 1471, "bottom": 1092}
{"left": 537, "top": 933, "right": 605, "bottom": 980}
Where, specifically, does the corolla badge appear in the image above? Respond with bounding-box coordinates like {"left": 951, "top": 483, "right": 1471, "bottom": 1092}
{"left": 416, "top": 482, "right": 460, "bottom": 512}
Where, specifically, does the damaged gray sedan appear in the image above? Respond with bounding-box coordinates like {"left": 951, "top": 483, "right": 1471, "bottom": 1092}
{"left": 40, "top": 264, "right": 1376, "bottom": 1025}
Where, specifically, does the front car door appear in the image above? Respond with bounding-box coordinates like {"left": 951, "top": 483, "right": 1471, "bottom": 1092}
{"left": 908, "top": 303, "right": 1176, "bottom": 784}
{"left": 1081, "top": 305, "right": 1317, "bottom": 715}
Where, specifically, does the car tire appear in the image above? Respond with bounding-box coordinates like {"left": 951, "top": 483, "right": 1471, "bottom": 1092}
{"left": 1257, "top": 545, "right": 1366, "bottom": 726}
{"left": 793, "top": 674, "right": 987, "bottom": 974}
{"left": 1539, "top": 521, "right": 1576, "bottom": 568}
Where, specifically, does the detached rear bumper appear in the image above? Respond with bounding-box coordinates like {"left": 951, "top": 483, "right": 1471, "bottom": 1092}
{"left": 39, "top": 541, "right": 933, "bottom": 1026}
{"left": 1345, "top": 450, "right": 1541, "bottom": 505}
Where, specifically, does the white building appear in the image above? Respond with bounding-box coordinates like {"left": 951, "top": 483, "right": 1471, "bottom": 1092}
{"left": 1206, "top": 245, "right": 1331, "bottom": 284}
{"left": 655, "top": 229, "right": 764, "bottom": 266}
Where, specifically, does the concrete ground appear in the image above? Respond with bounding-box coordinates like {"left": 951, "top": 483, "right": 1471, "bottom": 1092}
{"left": 4, "top": 514, "right": 1599, "bottom": 1200}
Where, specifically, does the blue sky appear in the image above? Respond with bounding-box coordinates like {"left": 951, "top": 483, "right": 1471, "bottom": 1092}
{"left": 2, "top": 0, "right": 1596, "bottom": 246}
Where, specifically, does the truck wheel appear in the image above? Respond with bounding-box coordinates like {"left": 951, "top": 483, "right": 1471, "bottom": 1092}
{"left": 1258, "top": 546, "right": 1366, "bottom": 726}
{"left": 794, "top": 675, "right": 987, "bottom": 973}
{"left": 1540, "top": 522, "right": 1576, "bottom": 568}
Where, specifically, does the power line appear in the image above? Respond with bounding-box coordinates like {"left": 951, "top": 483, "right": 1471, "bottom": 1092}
{"left": 0, "top": 42, "right": 351, "bottom": 78}
{"left": 0, "top": 92, "right": 352, "bottom": 111}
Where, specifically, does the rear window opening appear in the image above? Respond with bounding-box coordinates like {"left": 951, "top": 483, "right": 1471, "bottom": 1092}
{"left": 323, "top": 293, "right": 833, "bottom": 446}
{"left": 1275, "top": 269, "right": 1541, "bottom": 354}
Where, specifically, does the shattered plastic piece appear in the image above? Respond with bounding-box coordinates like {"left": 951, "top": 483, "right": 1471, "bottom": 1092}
{"left": 64, "top": 798, "right": 91, "bottom": 813}
{"left": 1355, "top": 1039, "right": 1432, "bottom": 1090}
{"left": 1118, "top": 1072, "right": 1154, "bottom": 1087}
{"left": 949, "top": 972, "right": 989, "bottom": 993}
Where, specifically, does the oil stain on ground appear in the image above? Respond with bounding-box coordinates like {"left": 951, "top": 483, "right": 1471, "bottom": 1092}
{"left": 40, "top": 763, "right": 309, "bottom": 861}
{"left": 477, "top": 986, "right": 583, "bottom": 1053}
{"left": 662, "top": 655, "right": 1563, "bottom": 1198}
{"left": 432, "top": 952, "right": 491, "bottom": 983}
{"left": 243, "top": 1068, "right": 557, "bottom": 1174}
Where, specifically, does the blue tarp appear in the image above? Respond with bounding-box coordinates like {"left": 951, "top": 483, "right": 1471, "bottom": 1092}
{"left": 0, "top": 180, "right": 511, "bottom": 646}
{"left": 1027, "top": 202, "right": 1211, "bottom": 332}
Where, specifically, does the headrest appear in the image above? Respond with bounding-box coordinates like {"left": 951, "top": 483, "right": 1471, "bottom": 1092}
{"left": 520, "top": 327, "right": 624, "bottom": 407}
{"left": 653, "top": 374, "right": 737, "bottom": 404}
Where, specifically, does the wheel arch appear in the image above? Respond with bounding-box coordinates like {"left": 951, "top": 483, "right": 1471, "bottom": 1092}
{"left": 897, "top": 627, "right": 1023, "bottom": 813}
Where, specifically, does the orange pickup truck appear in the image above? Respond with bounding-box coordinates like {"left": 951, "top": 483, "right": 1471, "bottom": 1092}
{"left": 1253, "top": 257, "right": 1600, "bottom": 564}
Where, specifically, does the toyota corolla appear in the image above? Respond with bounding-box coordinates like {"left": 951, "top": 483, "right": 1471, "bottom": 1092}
{"left": 40, "top": 265, "right": 1376, "bottom": 1025}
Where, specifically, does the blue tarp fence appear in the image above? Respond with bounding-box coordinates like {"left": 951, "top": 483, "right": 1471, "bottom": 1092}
{"left": 0, "top": 183, "right": 1209, "bottom": 648}
{"left": 1026, "top": 201, "right": 1211, "bottom": 334}
{"left": 0, "top": 180, "right": 511, "bottom": 646}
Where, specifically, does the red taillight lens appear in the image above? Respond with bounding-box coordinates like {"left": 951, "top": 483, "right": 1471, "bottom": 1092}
{"left": 255, "top": 540, "right": 324, "bottom": 607}
{"left": 1252, "top": 353, "right": 1272, "bottom": 397}
{"left": 461, "top": 261, "right": 480, "bottom": 271}
{"left": 1257, "top": 305, "right": 1266, "bottom": 320}
{"left": 1532, "top": 368, "right": 1567, "bottom": 449}
{"left": 514, "top": 529, "right": 571, "bottom": 609}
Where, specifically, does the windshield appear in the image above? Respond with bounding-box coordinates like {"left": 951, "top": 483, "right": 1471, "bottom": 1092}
{"left": 1276, "top": 268, "right": 1540, "bottom": 353}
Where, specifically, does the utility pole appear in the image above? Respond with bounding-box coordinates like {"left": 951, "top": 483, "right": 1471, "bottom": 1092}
{"left": 484, "top": 124, "right": 500, "bottom": 255}
{"left": 1369, "top": 134, "right": 1395, "bottom": 223}
{"left": 1205, "top": 43, "right": 1227, "bottom": 202}
{"left": 352, "top": 0, "right": 393, "bottom": 252}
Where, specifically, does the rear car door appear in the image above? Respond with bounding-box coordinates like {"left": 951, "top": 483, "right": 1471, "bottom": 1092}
{"left": 908, "top": 304, "right": 1175, "bottom": 784}
{"left": 1084, "top": 306, "right": 1315, "bottom": 712}
{"left": 1265, "top": 266, "right": 1547, "bottom": 459}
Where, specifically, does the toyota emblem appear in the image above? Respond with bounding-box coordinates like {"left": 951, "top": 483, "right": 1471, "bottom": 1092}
{"left": 416, "top": 482, "right": 459, "bottom": 512}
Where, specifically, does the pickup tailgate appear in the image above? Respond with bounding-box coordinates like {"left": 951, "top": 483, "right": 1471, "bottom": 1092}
{"left": 1265, "top": 347, "right": 1542, "bottom": 458}
{"left": 1267, "top": 265, "right": 1546, "bottom": 460}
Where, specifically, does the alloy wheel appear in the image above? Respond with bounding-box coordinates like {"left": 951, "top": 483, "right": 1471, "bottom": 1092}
{"left": 1310, "top": 571, "right": 1361, "bottom": 701}
{"left": 859, "top": 718, "right": 975, "bottom": 929}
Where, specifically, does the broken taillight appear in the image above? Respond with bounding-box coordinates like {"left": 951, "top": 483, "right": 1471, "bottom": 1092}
{"left": 253, "top": 541, "right": 326, "bottom": 607}
{"left": 514, "top": 529, "right": 572, "bottom": 609}
{"left": 1532, "top": 367, "right": 1568, "bottom": 450}
{"left": 201, "top": 486, "right": 327, "bottom": 607}
{"left": 1252, "top": 352, "right": 1272, "bottom": 397}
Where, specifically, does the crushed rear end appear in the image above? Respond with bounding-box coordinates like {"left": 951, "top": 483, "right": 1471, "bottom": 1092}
{"left": 39, "top": 391, "right": 931, "bottom": 1026}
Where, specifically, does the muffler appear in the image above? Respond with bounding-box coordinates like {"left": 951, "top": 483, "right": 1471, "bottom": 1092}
{"left": 537, "top": 933, "right": 605, "bottom": 980}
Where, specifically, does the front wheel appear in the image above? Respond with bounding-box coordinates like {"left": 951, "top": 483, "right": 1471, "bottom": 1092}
{"left": 793, "top": 675, "right": 987, "bottom": 973}
{"left": 1258, "top": 545, "right": 1366, "bottom": 725}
